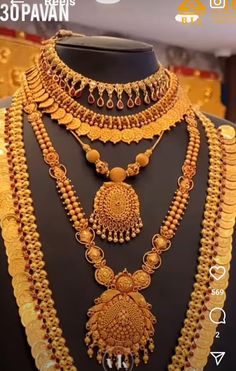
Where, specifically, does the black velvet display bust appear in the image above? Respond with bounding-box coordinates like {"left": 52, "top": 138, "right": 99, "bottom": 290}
{"left": 0, "top": 36, "right": 235, "bottom": 371}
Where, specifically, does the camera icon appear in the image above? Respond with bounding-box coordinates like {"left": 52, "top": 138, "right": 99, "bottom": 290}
{"left": 210, "top": 0, "right": 226, "bottom": 8}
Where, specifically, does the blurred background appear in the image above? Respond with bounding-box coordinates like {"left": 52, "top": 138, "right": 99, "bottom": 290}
{"left": 1, "top": 0, "right": 236, "bottom": 121}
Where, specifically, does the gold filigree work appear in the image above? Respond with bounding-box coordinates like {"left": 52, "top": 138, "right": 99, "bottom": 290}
{"left": 86, "top": 279, "right": 156, "bottom": 366}
{"left": 90, "top": 182, "right": 142, "bottom": 243}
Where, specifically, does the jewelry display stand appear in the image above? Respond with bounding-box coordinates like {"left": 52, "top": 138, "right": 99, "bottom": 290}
{"left": 0, "top": 35, "right": 235, "bottom": 371}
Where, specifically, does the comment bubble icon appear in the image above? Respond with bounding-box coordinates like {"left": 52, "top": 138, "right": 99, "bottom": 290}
{"left": 209, "top": 307, "right": 226, "bottom": 325}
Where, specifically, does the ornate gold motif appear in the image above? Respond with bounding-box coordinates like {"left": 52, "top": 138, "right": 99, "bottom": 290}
{"left": 69, "top": 133, "right": 163, "bottom": 243}
{"left": 90, "top": 182, "right": 142, "bottom": 243}
{"left": 86, "top": 273, "right": 156, "bottom": 366}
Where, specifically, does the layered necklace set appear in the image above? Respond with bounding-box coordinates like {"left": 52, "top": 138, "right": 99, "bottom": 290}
{"left": 0, "top": 31, "right": 235, "bottom": 371}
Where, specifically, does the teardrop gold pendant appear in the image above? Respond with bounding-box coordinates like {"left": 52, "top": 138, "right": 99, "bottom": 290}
{"left": 85, "top": 271, "right": 156, "bottom": 367}
{"left": 89, "top": 182, "right": 143, "bottom": 243}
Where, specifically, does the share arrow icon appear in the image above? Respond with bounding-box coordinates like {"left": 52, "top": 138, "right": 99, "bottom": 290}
{"left": 210, "top": 352, "right": 226, "bottom": 366}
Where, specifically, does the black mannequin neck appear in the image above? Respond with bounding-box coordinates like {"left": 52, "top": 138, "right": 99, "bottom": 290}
{"left": 56, "top": 35, "right": 159, "bottom": 83}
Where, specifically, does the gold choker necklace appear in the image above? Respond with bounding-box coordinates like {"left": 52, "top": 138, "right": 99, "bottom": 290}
{"left": 25, "top": 61, "right": 191, "bottom": 144}
{"left": 41, "top": 31, "right": 169, "bottom": 111}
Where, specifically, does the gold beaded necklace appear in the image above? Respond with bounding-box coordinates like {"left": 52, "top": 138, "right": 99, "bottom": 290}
{"left": 0, "top": 91, "right": 235, "bottom": 371}
{"left": 22, "top": 71, "right": 201, "bottom": 367}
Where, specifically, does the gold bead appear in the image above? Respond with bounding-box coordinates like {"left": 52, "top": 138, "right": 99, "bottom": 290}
{"left": 136, "top": 153, "right": 149, "bottom": 167}
{"left": 149, "top": 343, "right": 155, "bottom": 351}
{"left": 87, "top": 247, "right": 101, "bottom": 261}
{"left": 146, "top": 252, "right": 160, "bottom": 266}
{"left": 110, "top": 167, "right": 126, "bottom": 182}
{"left": 86, "top": 149, "right": 100, "bottom": 163}
{"left": 82, "top": 144, "right": 91, "bottom": 151}
{"left": 79, "top": 229, "right": 93, "bottom": 243}
{"left": 153, "top": 235, "right": 168, "bottom": 250}
{"left": 87, "top": 348, "right": 93, "bottom": 358}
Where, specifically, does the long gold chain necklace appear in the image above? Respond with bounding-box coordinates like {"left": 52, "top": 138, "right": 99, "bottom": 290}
{"left": 0, "top": 90, "right": 235, "bottom": 370}
{"left": 22, "top": 71, "right": 200, "bottom": 367}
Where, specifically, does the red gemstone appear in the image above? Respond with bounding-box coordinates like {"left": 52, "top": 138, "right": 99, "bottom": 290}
{"left": 88, "top": 94, "right": 95, "bottom": 104}
{"left": 69, "top": 87, "right": 76, "bottom": 97}
{"left": 127, "top": 98, "right": 134, "bottom": 109}
{"left": 106, "top": 99, "right": 114, "bottom": 109}
{"left": 97, "top": 97, "right": 105, "bottom": 108}
{"left": 75, "top": 90, "right": 82, "bottom": 98}
{"left": 134, "top": 96, "right": 141, "bottom": 106}
{"left": 60, "top": 80, "right": 66, "bottom": 89}
{"left": 117, "top": 99, "right": 124, "bottom": 110}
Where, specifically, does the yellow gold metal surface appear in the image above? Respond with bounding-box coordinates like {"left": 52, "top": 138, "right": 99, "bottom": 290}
{"left": 0, "top": 71, "right": 235, "bottom": 371}
{"left": 90, "top": 182, "right": 142, "bottom": 243}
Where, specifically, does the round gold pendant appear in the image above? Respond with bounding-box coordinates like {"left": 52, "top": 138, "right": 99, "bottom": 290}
{"left": 85, "top": 271, "right": 156, "bottom": 368}
{"left": 89, "top": 182, "right": 143, "bottom": 243}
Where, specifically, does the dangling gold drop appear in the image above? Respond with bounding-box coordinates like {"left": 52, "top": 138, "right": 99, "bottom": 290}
{"left": 90, "top": 167, "right": 143, "bottom": 243}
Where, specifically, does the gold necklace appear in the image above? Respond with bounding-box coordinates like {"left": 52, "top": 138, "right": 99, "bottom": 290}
{"left": 0, "top": 94, "right": 235, "bottom": 371}
{"left": 26, "top": 70, "right": 168, "bottom": 244}
{"left": 22, "top": 71, "right": 200, "bottom": 368}
{"left": 42, "top": 31, "right": 169, "bottom": 111}
{"left": 26, "top": 62, "right": 191, "bottom": 144}
{"left": 72, "top": 133, "right": 164, "bottom": 243}
{"left": 24, "top": 71, "right": 199, "bottom": 249}
{"left": 25, "top": 64, "right": 191, "bottom": 244}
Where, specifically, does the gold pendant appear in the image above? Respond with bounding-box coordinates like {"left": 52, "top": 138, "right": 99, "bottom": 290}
{"left": 89, "top": 182, "right": 143, "bottom": 243}
{"left": 85, "top": 271, "right": 156, "bottom": 368}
